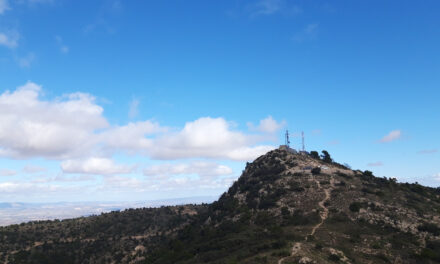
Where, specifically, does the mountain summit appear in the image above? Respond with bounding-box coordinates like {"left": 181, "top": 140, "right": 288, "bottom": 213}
{"left": 1, "top": 148, "right": 440, "bottom": 263}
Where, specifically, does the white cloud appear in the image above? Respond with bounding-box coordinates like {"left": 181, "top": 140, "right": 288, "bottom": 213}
{"left": 103, "top": 176, "right": 145, "bottom": 191}
{"left": 150, "top": 117, "right": 275, "bottom": 161}
{"left": 33, "top": 174, "right": 96, "bottom": 183}
{"left": 435, "top": 173, "right": 440, "bottom": 181}
{"left": 0, "top": 181, "right": 64, "bottom": 193}
{"left": 99, "top": 121, "right": 165, "bottom": 154}
{"left": 0, "top": 169, "right": 16, "bottom": 176}
{"left": 18, "top": 53, "right": 35, "bottom": 67}
{"left": 103, "top": 172, "right": 236, "bottom": 193}
{"left": 225, "top": 145, "right": 275, "bottom": 161}
{"left": 0, "top": 31, "right": 19, "bottom": 48}
{"left": 248, "top": 115, "right": 285, "bottom": 133}
{"left": 0, "top": 0, "right": 10, "bottom": 14}
{"left": 0, "top": 82, "right": 108, "bottom": 159}
{"left": 61, "top": 157, "right": 134, "bottom": 175}
{"left": 0, "top": 82, "right": 280, "bottom": 162}
{"left": 128, "top": 98, "right": 139, "bottom": 119}
{"left": 144, "top": 162, "right": 233, "bottom": 178}
{"left": 367, "top": 161, "right": 383, "bottom": 167}
{"left": 379, "top": 130, "right": 401, "bottom": 143}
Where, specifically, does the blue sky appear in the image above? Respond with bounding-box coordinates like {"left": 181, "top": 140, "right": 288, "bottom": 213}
{"left": 0, "top": 0, "right": 439, "bottom": 203}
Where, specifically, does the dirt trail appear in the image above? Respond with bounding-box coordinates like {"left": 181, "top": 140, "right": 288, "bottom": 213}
{"left": 278, "top": 175, "right": 335, "bottom": 264}
{"left": 310, "top": 176, "right": 334, "bottom": 236}
{"left": 278, "top": 242, "right": 301, "bottom": 264}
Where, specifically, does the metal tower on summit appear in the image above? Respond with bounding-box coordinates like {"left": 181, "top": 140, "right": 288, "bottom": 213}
{"left": 279, "top": 129, "right": 297, "bottom": 154}
{"left": 302, "top": 131, "right": 305, "bottom": 152}
{"left": 285, "top": 130, "right": 290, "bottom": 147}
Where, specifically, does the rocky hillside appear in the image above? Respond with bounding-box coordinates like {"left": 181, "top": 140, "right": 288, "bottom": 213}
{"left": 1, "top": 148, "right": 440, "bottom": 264}
{"left": 0, "top": 205, "right": 206, "bottom": 263}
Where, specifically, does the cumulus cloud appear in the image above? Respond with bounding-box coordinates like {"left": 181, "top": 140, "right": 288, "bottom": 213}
{"left": 150, "top": 117, "right": 275, "bottom": 161}
{"left": 379, "top": 130, "right": 401, "bottom": 143}
{"left": 0, "top": 169, "right": 16, "bottom": 176}
{"left": 99, "top": 121, "right": 165, "bottom": 154}
{"left": 0, "top": 31, "right": 19, "bottom": 48}
{"left": 0, "top": 82, "right": 108, "bottom": 159}
{"left": 0, "top": 0, "right": 10, "bottom": 14}
{"left": 144, "top": 162, "right": 233, "bottom": 178}
{"left": 0, "top": 82, "right": 280, "bottom": 163}
{"left": 367, "top": 161, "right": 383, "bottom": 167}
{"left": 248, "top": 116, "right": 285, "bottom": 133}
{"left": 61, "top": 157, "right": 134, "bottom": 175}
{"left": 435, "top": 173, "right": 440, "bottom": 181}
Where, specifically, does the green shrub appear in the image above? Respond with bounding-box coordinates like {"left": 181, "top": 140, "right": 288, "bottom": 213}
{"left": 349, "top": 202, "right": 361, "bottom": 212}
{"left": 328, "top": 253, "right": 340, "bottom": 262}
{"left": 310, "top": 151, "right": 320, "bottom": 159}
{"left": 418, "top": 223, "right": 440, "bottom": 236}
{"left": 321, "top": 150, "right": 332, "bottom": 163}
{"left": 311, "top": 167, "right": 321, "bottom": 175}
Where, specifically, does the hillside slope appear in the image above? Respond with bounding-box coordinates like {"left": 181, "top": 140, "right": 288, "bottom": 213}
{"left": 1, "top": 148, "right": 440, "bottom": 264}
{"left": 147, "top": 148, "right": 440, "bottom": 264}
{"left": 0, "top": 205, "right": 206, "bottom": 263}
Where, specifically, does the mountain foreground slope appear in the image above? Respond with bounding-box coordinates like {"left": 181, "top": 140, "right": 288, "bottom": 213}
{"left": 1, "top": 148, "right": 440, "bottom": 263}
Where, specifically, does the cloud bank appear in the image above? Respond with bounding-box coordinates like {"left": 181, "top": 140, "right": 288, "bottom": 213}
{"left": 0, "top": 82, "right": 282, "bottom": 163}
{"left": 61, "top": 158, "right": 134, "bottom": 175}
{"left": 144, "top": 162, "right": 233, "bottom": 178}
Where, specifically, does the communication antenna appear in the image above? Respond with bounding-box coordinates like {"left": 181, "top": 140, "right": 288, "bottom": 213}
{"left": 302, "top": 131, "right": 305, "bottom": 152}
{"left": 285, "top": 130, "right": 290, "bottom": 147}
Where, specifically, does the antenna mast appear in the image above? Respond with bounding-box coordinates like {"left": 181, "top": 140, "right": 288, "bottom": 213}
{"left": 285, "top": 130, "right": 290, "bottom": 147}
{"left": 302, "top": 131, "right": 305, "bottom": 152}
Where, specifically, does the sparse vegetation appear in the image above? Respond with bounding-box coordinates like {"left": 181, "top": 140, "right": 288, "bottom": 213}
{"left": 1, "top": 148, "right": 440, "bottom": 264}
